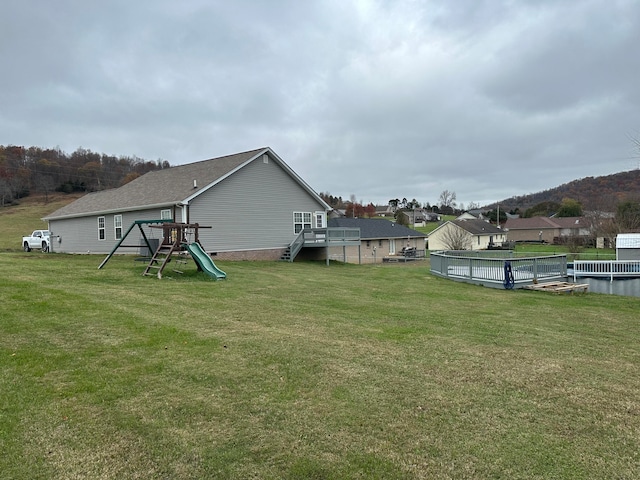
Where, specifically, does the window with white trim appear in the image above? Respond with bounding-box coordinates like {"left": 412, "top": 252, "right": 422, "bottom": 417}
{"left": 293, "top": 212, "right": 312, "bottom": 234}
{"left": 98, "top": 216, "right": 106, "bottom": 240}
{"left": 114, "top": 215, "right": 123, "bottom": 240}
{"left": 160, "top": 209, "right": 172, "bottom": 220}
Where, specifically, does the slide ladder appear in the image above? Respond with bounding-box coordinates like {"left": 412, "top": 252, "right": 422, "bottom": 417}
{"left": 143, "top": 243, "right": 180, "bottom": 279}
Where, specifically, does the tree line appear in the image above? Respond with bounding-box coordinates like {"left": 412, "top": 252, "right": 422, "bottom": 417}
{"left": 0, "top": 145, "right": 169, "bottom": 205}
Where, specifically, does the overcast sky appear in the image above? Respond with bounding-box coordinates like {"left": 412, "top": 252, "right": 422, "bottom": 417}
{"left": 2, "top": 0, "right": 639, "bottom": 207}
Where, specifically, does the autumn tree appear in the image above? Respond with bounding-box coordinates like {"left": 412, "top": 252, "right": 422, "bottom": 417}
{"left": 345, "top": 202, "right": 365, "bottom": 218}
{"left": 556, "top": 197, "right": 583, "bottom": 217}
{"left": 0, "top": 144, "right": 170, "bottom": 202}
{"left": 395, "top": 210, "right": 409, "bottom": 226}
{"left": 364, "top": 203, "right": 376, "bottom": 218}
{"left": 616, "top": 200, "right": 640, "bottom": 231}
{"left": 523, "top": 201, "right": 560, "bottom": 218}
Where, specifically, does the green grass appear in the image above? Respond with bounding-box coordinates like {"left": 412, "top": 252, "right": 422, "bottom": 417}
{"left": 1, "top": 200, "right": 640, "bottom": 478}
{"left": 0, "top": 194, "right": 83, "bottom": 252}
{"left": 513, "top": 243, "right": 616, "bottom": 260}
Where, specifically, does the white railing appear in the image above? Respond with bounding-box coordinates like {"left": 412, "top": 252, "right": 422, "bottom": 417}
{"left": 430, "top": 251, "right": 567, "bottom": 288}
{"left": 573, "top": 260, "right": 640, "bottom": 281}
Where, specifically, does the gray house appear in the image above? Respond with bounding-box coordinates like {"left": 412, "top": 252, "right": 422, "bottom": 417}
{"left": 44, "top": 147, "right": 331, "bottom": 260}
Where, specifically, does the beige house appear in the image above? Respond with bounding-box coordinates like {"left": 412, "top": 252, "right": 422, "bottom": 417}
{"left": 428, "top": 219, "right": 505, "bottom": 251}
{"left": 504, "top": 216, "right": 591, "bottom": 244}
{"left": 327, "top": 218, "right": 427, "bottom": 264}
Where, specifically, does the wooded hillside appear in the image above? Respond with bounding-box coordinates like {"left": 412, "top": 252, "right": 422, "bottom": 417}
{"left": 496, "top": 169, "right": 640, "bottom": 212}
{"left": 0, "top": 145, "right": 168, "bottom": 205}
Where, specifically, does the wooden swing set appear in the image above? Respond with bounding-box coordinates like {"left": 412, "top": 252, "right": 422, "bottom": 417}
{"left": 98, "top": 219, "right": 212, "bottom": 278}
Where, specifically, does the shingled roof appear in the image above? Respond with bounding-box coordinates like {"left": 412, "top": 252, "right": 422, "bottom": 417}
{"left": 44, "top": 147, "right": 323, "bottom": 220}
{"left": 504, "top": 216, "right": 584, "bottom": 230}
{"left": 328, "top": 218, "right": 427, "bottom": 239}
{"left": 451, "top": 218, "right": 503, "bottom": 235}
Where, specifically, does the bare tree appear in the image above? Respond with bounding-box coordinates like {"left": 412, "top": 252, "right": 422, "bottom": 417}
{"left": 439, "top": 190, "right": 457, "bottom": 212}
{"left": 440, "top": 223, "right": 472, "bottom": 250}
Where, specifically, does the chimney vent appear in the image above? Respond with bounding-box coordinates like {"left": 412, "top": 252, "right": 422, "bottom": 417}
{"left": 193, "top": 180, "right": 197, "bottom": 189}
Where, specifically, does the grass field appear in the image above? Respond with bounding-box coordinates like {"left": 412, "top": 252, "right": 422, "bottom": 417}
{"left": 1, "top": 198, "right": 640, "bottom": 479}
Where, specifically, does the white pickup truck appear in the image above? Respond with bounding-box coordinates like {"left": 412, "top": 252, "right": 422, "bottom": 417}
{"left": 22, "top": 230, "right": 51, "bottom": 252}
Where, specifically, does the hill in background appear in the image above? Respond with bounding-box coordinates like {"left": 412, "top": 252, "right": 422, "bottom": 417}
{"left": 491, "top": 169, "right": 640, "bottom": 212}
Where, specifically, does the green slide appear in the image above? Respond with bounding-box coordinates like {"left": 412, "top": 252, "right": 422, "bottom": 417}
{"left": 186, "top": 242, "right": 227, "bottom": 280}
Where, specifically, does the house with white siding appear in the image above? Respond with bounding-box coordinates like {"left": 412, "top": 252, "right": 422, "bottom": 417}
{"left": 44, "top": 147, "right": 331, "bottom": 261}
{"left": 428, "top": 219, "right": 505, "bottom": 251}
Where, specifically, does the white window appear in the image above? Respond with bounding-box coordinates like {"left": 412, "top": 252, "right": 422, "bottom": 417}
{"left": 160, "top": 209, "right": 172, "bottom": 220}
{"left": 98, "top": 216, "right": 105, "bottom": 241}
{"left": 315, "top": 212, "right": 325, "bottom": 229}
{"left": 114, "top": 215, "right": 123, "bottom": 240}
{"left": 389, "top": 239, "right": 396, "bottom": 255}
{"left": 293, "top": 212, "right": 312, "bottom": 234}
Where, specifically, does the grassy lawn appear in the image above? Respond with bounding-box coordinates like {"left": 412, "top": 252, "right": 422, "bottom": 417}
{"left": 1, "top": 199, "right": 639, "bottom": 478}
{"left": 513, "top": 243, "right": 616, "bottom": 261}
{"left": 0, "top": 194, "right": 84, "bottom": 252}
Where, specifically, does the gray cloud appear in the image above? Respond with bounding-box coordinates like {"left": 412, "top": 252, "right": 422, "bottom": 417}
{"left": 2, "top": 0, "right": 639, "bottom": 207}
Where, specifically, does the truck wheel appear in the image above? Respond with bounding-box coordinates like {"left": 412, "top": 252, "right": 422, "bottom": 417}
{"left": 42, "top": 242, "right": 49, "bottom": 253}
{"left": 23, "top": 242, "right": 31, "bottom": 252}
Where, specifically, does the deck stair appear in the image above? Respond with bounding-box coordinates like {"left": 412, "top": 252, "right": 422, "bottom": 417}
{"left": 280, "top": 245, "right": 294, "bottom": 261}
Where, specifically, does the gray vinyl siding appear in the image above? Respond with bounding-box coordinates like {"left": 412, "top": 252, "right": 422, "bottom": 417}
{"left": 188, "top": 157, "right": 325, "bottom": 252}
{"left": 48, "top": 207, "right": 173, "bottom": 254}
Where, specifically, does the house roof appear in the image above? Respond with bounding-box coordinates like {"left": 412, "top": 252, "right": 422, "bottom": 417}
{"left": 44, "top": 147, "right": 329, "bottom": 220}
{"left": 327, "top": 218, "right": 427, "bottom": 240}
{"left": 504, "top": 216, "right": 561, "bottom": 230}
{"left": 504, "top": 216, "right": 586, "bottom": 230}
{"left": 451, "top": 218, "right": 503, "bottom": 235}
{"left": 616, "top": 233, "right": 640, "bottom": 248}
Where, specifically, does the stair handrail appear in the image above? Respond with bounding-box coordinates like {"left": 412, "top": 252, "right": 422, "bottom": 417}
{"left": 287, "top": 230, "right": 307, "bottom": 260}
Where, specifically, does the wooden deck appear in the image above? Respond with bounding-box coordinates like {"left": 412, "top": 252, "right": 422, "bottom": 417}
{"left": 523, "top": 281, "right": 589, "bottom": 294}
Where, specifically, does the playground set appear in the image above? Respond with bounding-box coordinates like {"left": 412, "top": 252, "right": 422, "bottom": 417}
{"left": 98, "top": 220, "right": 226, "bottom": 280}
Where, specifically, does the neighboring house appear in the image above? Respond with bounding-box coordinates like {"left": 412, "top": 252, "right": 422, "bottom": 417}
{"left": 375, "top": 205, "right": 395, "bottom": 217}
{"left": 428, "top": 218, "right": 506, "bottom": 251}
{"left": 616, "top": 233, "right": 640, "bottom": 260}
{"left": 504, "top": 216, "right": 591, "bottom": 244}
{"left": 327, "top": 218, "right": 427, "bottom": 264}
{"left": 328, "top": 209, "right": 346, "bottom": 219}
{"left": 44, "top": 147, "right": 331, "bottom": 260}
{"left": 404, "top": 209, "right": 431, "bottom": 227}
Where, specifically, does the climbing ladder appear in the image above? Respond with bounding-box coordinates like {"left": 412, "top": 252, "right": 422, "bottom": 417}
{"left": 142, "top": 223, "right": 186, "bottom": 279}
{"left": 142, "top": 242, "right": 180, "bottom": 279}
{"left": 142, "top": 222, "right": 212, "bottom": 279}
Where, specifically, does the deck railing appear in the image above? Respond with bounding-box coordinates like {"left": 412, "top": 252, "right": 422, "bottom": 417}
{"left": 573, "top": 260, "right": 640, "bottom": 281}
{"left": 430, "top": 251, "right": 567, "bottom": 288}
{"left": 302, "top": 228, "right": 361, "bottom": 244}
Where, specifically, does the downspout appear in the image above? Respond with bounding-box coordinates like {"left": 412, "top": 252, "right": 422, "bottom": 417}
{"left": 180, "top": 203, "right": 189, "bottom": 223}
